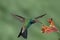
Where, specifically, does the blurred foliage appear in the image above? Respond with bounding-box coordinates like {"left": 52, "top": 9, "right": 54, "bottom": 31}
{"left": 0, "top": 0, "right": 60, "bottom": 40}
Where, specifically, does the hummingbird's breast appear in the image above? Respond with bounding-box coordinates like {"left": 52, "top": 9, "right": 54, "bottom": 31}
{"left": 24, "top": 19, "right": 34, "bottom": 29}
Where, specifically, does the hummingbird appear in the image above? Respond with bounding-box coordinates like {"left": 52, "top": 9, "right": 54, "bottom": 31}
{"left": 12, "top": 14, "right": 46, "bottom": 39}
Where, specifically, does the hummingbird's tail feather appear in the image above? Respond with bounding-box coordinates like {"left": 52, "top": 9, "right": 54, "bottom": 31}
{"left": 17, "top": 27, "right": 22, "bottom": 38}
{"left": 17, "top": 28, "right": 27, "bottom": 39}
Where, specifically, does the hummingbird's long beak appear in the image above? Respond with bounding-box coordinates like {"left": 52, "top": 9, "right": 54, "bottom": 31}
{"left": 34, "top": 19, "right": 44, "bottom": 25}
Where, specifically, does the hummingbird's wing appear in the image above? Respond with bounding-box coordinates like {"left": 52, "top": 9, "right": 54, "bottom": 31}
{"left": 35, "top": 14, "right": 47, "bottom": 19}
{"left": 12, "top": 14, "right": 25, "bottom": 22}
{"left": 30, "top": 14, "right": 47, "bottom": 24}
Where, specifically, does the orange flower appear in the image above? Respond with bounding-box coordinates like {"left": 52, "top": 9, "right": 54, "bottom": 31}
{"left": 41, "top": 18, "right": 59, "bottom": 34}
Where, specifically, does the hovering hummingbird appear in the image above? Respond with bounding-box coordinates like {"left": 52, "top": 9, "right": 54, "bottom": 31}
{"left": 12, "top": 14, "right": 46, "bottom": 39}
{"left": 41, "top": 18, "right": 59, "bottom": 34}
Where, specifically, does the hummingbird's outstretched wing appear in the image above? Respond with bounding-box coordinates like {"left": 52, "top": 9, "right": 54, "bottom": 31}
{"left": 30, "top": 14, "right": 47, "bottom": 24}
{"left": 12, "top": 14, "right": 25, "bottom": 22}
{"left": 35, "top": 14, "right": 47, "bottom": 19}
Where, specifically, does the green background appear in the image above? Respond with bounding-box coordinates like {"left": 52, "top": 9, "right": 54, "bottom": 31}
{"left": 0, "top": 0, "right": 60, "bottom": 40}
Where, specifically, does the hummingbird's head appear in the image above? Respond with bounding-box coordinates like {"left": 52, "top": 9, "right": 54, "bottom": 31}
{"left": 30, "top": 19, "right": 39, "bottom": 24}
